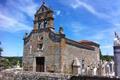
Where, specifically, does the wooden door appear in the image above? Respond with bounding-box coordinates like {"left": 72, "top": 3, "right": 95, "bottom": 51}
{"left": 36, "top": 57, "right": 45, "bottom": 72}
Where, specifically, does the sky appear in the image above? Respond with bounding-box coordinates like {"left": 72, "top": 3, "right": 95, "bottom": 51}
{"left": 0, "top": 0, "right": 120, "bottom": 56}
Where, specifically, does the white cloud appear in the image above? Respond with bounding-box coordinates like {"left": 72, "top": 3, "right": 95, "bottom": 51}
{"left": 70, "top": 0, "right": 110, "bottom": 19}
{"left": 0, "top": 0, "right": 38, "bottom": 32}
{"left": 67, "top": 1, "right": 120, "bottom": 38}
{"left": 54, "top": 10, "right": 61, "bottom": 18}
{"left": 60, "top": 0, "right": 120, "bottom": 55}
{"left": 70, "top": 22, "right": 85, "bottom": 35}
{"left": 56, "top": 10, "right": 61, "bottom": 16}
{"left": 102, "top": 45, "right": 112, "bottom": 49}
{"left": 0, "top": 12, "right": 32, "bottom": 32}
{"left": 91, "top": 33, "right": 105, "bottom": 41}
{"left": 100, "top": 45, "right": 113, "bottom": 55}
{"left": 68, "top": 0, "right": 120, "bottom": 29}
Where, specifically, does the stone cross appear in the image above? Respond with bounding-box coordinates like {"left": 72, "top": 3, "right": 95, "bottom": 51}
{"left": 41, "top": 0, "right": 45, "bottom": 4}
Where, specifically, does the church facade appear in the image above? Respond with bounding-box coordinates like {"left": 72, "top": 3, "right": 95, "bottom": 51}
{"left": 23, "top": 3, "right": 100, "bottom": 74}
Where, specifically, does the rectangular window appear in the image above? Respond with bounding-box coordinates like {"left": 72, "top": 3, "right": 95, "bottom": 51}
{"left": 37, "top": 44, "right": 43, "bottom": 50}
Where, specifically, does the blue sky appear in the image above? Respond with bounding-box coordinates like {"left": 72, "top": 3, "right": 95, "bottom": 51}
{"left": 0, "top": 0, "right": 120, "bottom": 56}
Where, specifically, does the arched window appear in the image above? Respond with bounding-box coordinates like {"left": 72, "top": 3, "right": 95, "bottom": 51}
{"left": 44, "top": 20, "right": 47, "bottom": 28}
{"left": 42, "top": 8, "right": 44, "bottom": 12}
{"left": 37, "top": 43, "right": 43, "bottom": 50}
{"left": 38, "top": 36, "right": 43, "bottom": 41}
{"left": 41, "top": 37, "right": 43, "bottom": 40}
{"left": 38, "top": 21, "right": 41, "bottom": 29}
{"left": 38, "top": 17, "right": 41, "bottom": 20}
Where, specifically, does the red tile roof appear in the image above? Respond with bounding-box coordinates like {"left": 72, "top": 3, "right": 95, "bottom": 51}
{"left": 79, "top": 40, "right": 99, "bottom": 47}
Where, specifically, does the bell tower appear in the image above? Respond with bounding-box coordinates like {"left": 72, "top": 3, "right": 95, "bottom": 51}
{"left": 33, "top": 2, "right": 54, "bottom": 31}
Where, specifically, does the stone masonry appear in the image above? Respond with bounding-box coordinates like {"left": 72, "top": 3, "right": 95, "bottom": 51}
{"left": 114, "top": 32, "right": 120, "bottom": 77}
{"left": 23, "top": 2, "right": 100, "bottom": 75}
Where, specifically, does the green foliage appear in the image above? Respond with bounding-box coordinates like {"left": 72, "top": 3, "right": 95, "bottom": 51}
{"left": 0, "top": 57, "right": 22, "bottom": 69}
{"left": 102, "top": 55, "right": 113, "bottom": 61}
{"left": 0, "top": 58, "right": 11, "bottom": 69}
{"left": 99, "top": 50, "right": 113, "bottom": 61}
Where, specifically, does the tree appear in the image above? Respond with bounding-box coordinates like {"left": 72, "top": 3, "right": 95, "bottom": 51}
{"left": 99, "top": 49, "right": 113, "bottom": 61}
{"left": 0, "top": 41, "right": 3, "bottom": 57}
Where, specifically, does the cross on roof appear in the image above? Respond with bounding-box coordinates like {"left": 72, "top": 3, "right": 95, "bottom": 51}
{"left": 41, "top": 0, "right": 45, "bottom": 4}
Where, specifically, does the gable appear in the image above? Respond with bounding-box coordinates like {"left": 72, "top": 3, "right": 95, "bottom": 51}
{"left": 36, "top": 4, "right": 53, "bottom": 14}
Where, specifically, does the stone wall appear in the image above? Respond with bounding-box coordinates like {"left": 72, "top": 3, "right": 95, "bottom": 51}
{"left": 62, "top": 43, "right": 100, "bottom": 74}
{"left": 70, "top": 76, "right": 120, "bottom": 80}
{"left": 44, "top": 31, "right": 61, "bottom": 72}
{"left": 0, "top": 71, "right": 70, "bottom": 80}
{"left": 1, "top": 71, "right": 119, "bottom": 80}
{"left": 23, "top": 30, "right": 61, "bottom": 72}
{"left": 23, "top": 29, "right": 100, "bottom": 74}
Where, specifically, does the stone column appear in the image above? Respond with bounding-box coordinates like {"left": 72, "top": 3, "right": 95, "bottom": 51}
{"left": 102, "top": 62, "right": 107, "bottom": 76}
{"left": 60, "top": 33, "right": 65, "bottom": 73}
{"left": 97, "top": 61, "right": 103, "bottom": 76}
{"left": 106, "top": 64, "right": 110, "bottom": 77}
{"left": 33, "top": 57, "right": 36, "bottom": 72}
{"left": 114, "top": 32, "right": 120, "bottom": 77}
{"left": 114, "top": 46, "right": 120, "bottom": 77}
{"left": 86, "top": 66, "right": 90, "bottom": 76}
{"left": 109, "top": 61, "right": 115, "bottom": 77}
{"left": 30, "top": 45, "right": 32, "bottom": 54}
{"left": 111, "top": 61, "right": 115, "bottom": 76}
{"left": 72, "top": 58, "right": 81, "bottom": 76}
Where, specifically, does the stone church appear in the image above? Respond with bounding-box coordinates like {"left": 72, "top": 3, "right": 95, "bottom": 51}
{"left": 23, "top": 2, "right": 100, "bottom": 74}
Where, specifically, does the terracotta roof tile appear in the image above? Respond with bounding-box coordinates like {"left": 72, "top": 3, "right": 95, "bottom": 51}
{"left": 79, "top": 40, "right": 99, "bottom": 47}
